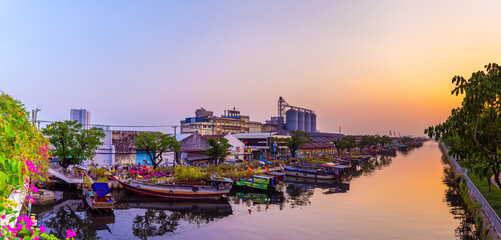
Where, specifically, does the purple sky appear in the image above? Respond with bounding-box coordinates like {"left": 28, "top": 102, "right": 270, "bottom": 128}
{"left": 2, "top": 1, "right": 501, "bottom": 136}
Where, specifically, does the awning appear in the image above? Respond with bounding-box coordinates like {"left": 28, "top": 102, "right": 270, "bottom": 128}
{"left": 185, "top": 156, "right": 211, "bottom": 162}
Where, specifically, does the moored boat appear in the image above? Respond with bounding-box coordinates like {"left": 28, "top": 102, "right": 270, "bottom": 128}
{"left": 113, "top": 176, "right": 233, "bottom": 200}
{"left": 234, "top": 175, "right": 278, "bottom": 192}
{"left": 83, "top": 175, "right": 114, "bottom": 210}
{"left": 284, "top": 163, "right": 350, "bottom": 180}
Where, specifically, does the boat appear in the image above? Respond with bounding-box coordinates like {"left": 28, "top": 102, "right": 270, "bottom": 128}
{"left": 234, "top": 175, "right": 278, "bottom": 191}
{"left": 113, "top": 176, "right": 233, "bottom": 200}
{"left": 82, "top": 175, "right": 114, "bottom": 210}
{"left": 284, "top": 163, "right": 350, "bottom": 180}
{"left": 398, "top": 145, "right": 408, "bottom": 151}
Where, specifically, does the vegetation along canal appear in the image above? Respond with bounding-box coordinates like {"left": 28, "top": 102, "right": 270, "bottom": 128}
{"left": 32, "top": 141, "right": 478, "bottom": 240}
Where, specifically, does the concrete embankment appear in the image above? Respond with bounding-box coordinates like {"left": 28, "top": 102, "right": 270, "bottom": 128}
{"left": 440, "top": 143, "right": 501, "bottom": 240}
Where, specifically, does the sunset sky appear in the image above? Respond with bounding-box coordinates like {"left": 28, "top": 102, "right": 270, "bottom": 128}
{"left": 2, "top": 1, "right": 501, "bottom": 136}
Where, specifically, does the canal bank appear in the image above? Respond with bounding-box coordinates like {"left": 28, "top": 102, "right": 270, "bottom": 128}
{"left": 439, "top": 142, "right": 501, "bottom": 240}
{"left": 32, "top": 141, "right": 480, "bottom": 240}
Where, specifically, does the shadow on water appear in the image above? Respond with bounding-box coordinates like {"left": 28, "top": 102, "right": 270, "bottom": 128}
{"left": 440, "top": 145, "right": 480, "bottom": 239}
{"left": 116, "top": 195, "right": 233, "bottom": 240}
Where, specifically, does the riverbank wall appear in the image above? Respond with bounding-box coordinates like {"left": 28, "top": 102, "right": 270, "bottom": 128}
{"left": 439, "top": 142, "right": 501, "bottom": 240}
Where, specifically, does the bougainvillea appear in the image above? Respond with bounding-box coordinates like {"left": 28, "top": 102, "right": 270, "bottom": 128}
{"left": 0, "top": 93, "right": 75, "bottom": 239}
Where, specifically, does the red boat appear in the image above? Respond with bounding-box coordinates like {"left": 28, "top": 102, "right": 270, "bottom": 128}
{"left": 113, "top": 176, "right": 233, "bottom": 200}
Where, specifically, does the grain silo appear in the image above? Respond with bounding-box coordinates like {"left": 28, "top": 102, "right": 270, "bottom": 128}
{"left": 297, "top": 111, "right": 305, "bottom": 131}
{"left": 311, "top": 113, "right": 317, "bottom": 133}
{"left": 304, "top": 112, "right": 311, "bottom": 132}
{"left": 286, "top": 109, "right": 298, "bottom": 131}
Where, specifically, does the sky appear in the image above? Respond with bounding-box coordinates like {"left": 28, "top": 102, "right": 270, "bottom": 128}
{"left": 2, "top": 0, "right": 501, "bottom": 136}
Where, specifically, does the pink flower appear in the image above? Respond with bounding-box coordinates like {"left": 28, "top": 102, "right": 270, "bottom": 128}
{"left": 66, "top": 229, "right": 76, "bottom": 239}
{"left": 34, "top": 236, "right": 39, "bottom": 240}
{"left": 39, "top": 225, "right": 45, "bottom": 233}
{"left": 1, "top": 215, "right": 5, "bottom": 220}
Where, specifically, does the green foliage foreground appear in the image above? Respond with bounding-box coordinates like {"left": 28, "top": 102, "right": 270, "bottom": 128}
{"left": 0, "top": 93, "right": 64, "bottom": 239}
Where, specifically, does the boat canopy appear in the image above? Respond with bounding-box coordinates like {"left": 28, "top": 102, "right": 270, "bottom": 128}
{"left": 210, "top": 176, "right": 233, "bottom": 183}
{"left": 284, "top": 167, "right": 318, "bottom": 173}
{"left": 91, "top": 183, "right": 112, "bottom": 197}
{"left": 253, "top": 175, "right": 275, "bottom": 180}
{"left": 267, "top": 172, "right": 286, "bottom": 177}
{"left": 331, "top": 165, "right": 350, "bottom": 169}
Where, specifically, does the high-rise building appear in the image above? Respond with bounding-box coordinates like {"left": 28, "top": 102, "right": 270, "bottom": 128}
{"left": 70, "top": 108, "right": 91, "bottom": 129}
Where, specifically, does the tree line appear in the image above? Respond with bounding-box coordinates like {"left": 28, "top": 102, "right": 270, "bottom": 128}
{"left": 426, "top": 63, "right": 501, "bottom": 189}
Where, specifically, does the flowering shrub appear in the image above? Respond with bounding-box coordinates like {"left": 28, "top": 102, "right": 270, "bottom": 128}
{"left": 0, "top": 93, "right": 75, "bottom": 239}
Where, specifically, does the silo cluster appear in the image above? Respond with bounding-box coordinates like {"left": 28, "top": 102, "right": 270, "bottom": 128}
{"left": 285, "top": 109, "right": 316, "bottom": 133}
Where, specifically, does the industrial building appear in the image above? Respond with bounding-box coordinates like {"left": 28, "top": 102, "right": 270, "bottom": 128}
{"left": 265, "top": 97, "right": 317, "bottom": 133}
{"left": 180, "top": 107, "right": 262, "bottom": 135}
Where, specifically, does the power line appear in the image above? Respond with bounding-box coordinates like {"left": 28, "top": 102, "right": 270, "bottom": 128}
{"left": 38, "top": 120, "right": 179, "bottom": 128}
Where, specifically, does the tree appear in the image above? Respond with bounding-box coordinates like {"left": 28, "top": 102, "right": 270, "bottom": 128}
{"left": 399, "top": 137, "right": 413, "bottom": 145}
{"left": 340, "top": 136, "right": 356, "bottom": 153}
{"left": 358, "top": 135, "right": 373, "bottom": 150}
{"left": 426, "top": 63, "right": 501, "bottom": 188}
{"left": 43, "top": 120, "right": 105, "bottom": 168}
{"left": 379, "top": 135, "right": 392, "bottom": 146}
{"left": 206, "top": 137, "right": 232, "bottom": 165}
{"left": 285, "top": 130, "right": 312, "bottom": 158}
{"left": 333, "top": 138, "right": 343, "bottom": 155}
{"left": 134, "top": 132, "right": 181, "bottom": 170}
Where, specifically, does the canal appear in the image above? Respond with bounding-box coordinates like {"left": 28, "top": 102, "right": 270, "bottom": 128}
{"left": 33, "top": 141, "right": 478, "bottom": 239}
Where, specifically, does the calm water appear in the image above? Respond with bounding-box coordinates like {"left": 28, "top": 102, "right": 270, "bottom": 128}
{"left": 33, "top": 141, "right": 478, "bottom": 240}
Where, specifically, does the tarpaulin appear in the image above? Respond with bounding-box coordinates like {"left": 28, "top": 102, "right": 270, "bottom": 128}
{"left": 91, "top": 183, "right": 111, "bottom": 197}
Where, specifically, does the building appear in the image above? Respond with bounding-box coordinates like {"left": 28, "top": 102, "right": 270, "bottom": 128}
{"left": 179, "top": 131, "right": 211, "bottom": 164}
{"left": 299, "top": 133, "right": 344, "bottom": 157}
{"left": 70, "top": 108, "right": 91, "bottom": 129}
{"left": 233, "top": 132, "right": 290, "bottom": 160}
{"left": 204, "top": 133, "right": 250, "bottom": 161}
{"left": 181, "top": 107, "right": 263, "bottom": 136}
{"left": 88, "top": 127, "right": 115, "bottom": 167}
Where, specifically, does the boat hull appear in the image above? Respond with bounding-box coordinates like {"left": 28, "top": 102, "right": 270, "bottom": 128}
{"left": 114, "top": 177, "right": 230, "bottom": 200}
{"left": 284, "top": 167, "right": 336, "bottom": 180}
{"left": 83, "top": 190, "right": 114, "bottom": 210}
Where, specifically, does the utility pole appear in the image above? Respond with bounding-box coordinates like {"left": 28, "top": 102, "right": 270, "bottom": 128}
{"left": 32, "top": 108, "right": 41, "bottom": 129}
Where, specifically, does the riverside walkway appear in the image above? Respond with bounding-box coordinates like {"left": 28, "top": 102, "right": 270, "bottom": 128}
{"left": 48, "top": 166, "right": 83, "bottom": 184}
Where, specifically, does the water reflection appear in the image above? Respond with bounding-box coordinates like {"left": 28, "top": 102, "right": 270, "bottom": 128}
{"left": 285, "top": 184, "right": 314, "bottom": 208}
{"left": 440, "top": 148, "right": 479, "bottom": 239}
{"left": 132, "top": 209, "right": 179, "bottom": 240}
{"left": 229, "top": 189, "right": 285, "bottom": 209}
{"left": 356, "top": 155, "right": 393, "bottom": 177}
{"left": 31, "top": 146, "right": 483, "bottom": 239}
{"left": 116, "top": 195, "right": 232, "bottom": 239}
{"left": 36, "top": 205, "right": 100, "bottom": 240}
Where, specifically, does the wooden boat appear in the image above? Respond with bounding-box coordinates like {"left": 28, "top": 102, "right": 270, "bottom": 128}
{"left": 284, "top": 163, "right": 350, "bottom": 180}
{"left": 234, "top": 175, "right": 277, "bottom": 191}
{"left": 398, "top": 145, "right": 408, "bottom": 151}
{"left": 82, "top": 175, "right": 114, "bottom": 210}
{"left": 113, "top": 176, "right": 233, "bottom": 200}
